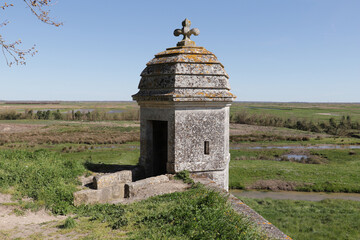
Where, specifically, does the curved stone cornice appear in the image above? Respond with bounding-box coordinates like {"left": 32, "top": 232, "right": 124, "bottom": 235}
{"left": 132, "top": 46, "right": 236, "bottom": 102}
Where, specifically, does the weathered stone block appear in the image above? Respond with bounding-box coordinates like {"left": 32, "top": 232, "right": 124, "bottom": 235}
{"left": 73, "top": 184, "right": 125, "bottom": 206}
{"left": 93, "top": 170, "right": 132, "bottom": 189}
{"left": 125, "top": 175, "right": 169, "bottom": 198}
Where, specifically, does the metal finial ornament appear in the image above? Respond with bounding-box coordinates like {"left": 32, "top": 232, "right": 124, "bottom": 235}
{"left": 174, "top": 18, "right": 200, "bottom": 47}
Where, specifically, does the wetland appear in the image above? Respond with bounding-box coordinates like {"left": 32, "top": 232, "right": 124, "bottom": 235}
{"left": 1, "top": 101, "right": 360, "bottom": 239}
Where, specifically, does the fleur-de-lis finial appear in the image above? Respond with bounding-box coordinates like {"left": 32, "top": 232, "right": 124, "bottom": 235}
{"left": 174, "top": 18, "right": 200, "bottom": 47}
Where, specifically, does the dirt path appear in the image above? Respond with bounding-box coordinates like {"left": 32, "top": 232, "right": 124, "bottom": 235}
{"left": 0, "top": 193, "right": 67, "bottom": 239}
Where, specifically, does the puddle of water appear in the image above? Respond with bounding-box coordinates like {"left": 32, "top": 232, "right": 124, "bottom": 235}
{"left": 230, "top": 190, "right": 360, "bottom": 202}
{"left": 62, "top": 109, "right": 124, "bottom": 114}
{"left": 64, "top": 109, "right": 95, "bottom": 114}
{"left": 230, "top": 145, "right": 360, "bottom": 150}
{"left": 93, "top": 145, "right": 117, "bottom": 149}
{"left": 247, "top": 107, "right": 291, "bottom": 111}
{"left": 107, "top": 110, "right": 124, "bottom": 114}
{"left": 316, "top": 113, "right": 339, "bottom": 116}
{"left": 33, "top": 109, "right": 58, "bottom": 113}
{"left": 127, "top": 145, "right": 140, "bottom": 149}
{"left": 283, "top": 154, "right": 308, "bottom": 160}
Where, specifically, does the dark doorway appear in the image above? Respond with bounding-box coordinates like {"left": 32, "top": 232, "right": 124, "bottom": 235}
{"left": 152, "top": 121, "right": 168, "bottom": 175}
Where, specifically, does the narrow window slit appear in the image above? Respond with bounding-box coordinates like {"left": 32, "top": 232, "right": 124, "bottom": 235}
{"left": 204, "top": 141, "right": 209, "bottom": 155}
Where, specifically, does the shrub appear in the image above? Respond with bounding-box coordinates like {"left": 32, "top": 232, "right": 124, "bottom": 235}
{"left": 175, "top": 170, "right": 194, "bottom": 184}
{"left": 62, "top": 217, "right": 76, "bottom": 229}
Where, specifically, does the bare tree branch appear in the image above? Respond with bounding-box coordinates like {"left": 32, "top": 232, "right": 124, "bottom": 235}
{"left": 0, "top": 0, "right": 62, "bottom": 66}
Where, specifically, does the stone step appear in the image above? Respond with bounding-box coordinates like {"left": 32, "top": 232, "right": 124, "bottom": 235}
{"left": 125, "top": 175, "right": 170, "bottom": 198}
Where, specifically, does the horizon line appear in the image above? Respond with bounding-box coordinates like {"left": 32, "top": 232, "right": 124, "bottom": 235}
{"left": 1, "top": 100, "right": 360, "bottom": 104}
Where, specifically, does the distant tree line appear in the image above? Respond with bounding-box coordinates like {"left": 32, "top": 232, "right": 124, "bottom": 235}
{"left": 0, "top": 109, "right": 139, "bottom": 121}
{"left": 230, "top": 111, "right": 360, "bottom": 137}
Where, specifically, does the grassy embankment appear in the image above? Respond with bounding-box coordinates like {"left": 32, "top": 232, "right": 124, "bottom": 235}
{"left": 0, "top": 150, "right": 267, "bottom": 239}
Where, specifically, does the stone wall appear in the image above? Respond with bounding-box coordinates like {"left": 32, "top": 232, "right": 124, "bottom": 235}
{"left": 174, "top": 106, "right": 229, "bottom": 172}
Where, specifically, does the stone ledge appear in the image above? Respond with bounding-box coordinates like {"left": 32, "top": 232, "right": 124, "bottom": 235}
{"left": 125, "top": 175, "right": 170, "bottom": 198}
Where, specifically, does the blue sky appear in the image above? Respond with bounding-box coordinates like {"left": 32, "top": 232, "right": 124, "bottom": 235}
{"left": 1, "top": 0, "right": 359, "bottom": 102}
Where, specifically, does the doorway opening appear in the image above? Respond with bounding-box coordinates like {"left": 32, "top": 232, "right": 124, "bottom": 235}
{"left": 152, "top": 120, "right": 168, "bottom": 176}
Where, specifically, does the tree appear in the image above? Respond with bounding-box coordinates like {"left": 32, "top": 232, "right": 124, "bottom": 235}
{"left": 0, "top": 0, "right": 62, "bottom": 66}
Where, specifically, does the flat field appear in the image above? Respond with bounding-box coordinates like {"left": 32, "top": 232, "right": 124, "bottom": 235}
{"left": 239, "top": 197, "right": 360, "bottom": 240}
{"left": 231, "top": 102, "right": 360, "bottom": 122}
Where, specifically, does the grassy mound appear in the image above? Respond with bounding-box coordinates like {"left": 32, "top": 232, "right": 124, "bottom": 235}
{"left": 0, "top": 149, "right": 85, "bottom": 214}
{"left": 77, "top": 185, "right": 267, "bottom": 239}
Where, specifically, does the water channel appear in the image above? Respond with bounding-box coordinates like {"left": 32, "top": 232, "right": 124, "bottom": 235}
{"left": 230, "top": 190, "right": 360, "bottom": 202}
{"left": 230, "top": 145, "right": 360, "bottom": 150}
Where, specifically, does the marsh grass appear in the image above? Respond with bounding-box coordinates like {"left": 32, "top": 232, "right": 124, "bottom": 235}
{"left": 230, "top": 149, "right": 360, "bottom": 192}
{"left": 240, "top": 197, "right": 360, "bottom": 240}
{"left": 0, "top": 123, "right": 140, "bottom": 146}
{"left": 230, "top": 102, "right": 360, "bottom": 137}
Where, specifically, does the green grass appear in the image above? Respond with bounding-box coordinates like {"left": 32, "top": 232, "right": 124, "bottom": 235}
{"left": 75, "top": 185, "right": 267, "bottom": 240}
{"left": 60, "top": 144, "right": 140, "bottom": 166}
{"left": 0, "top": 144, "right": 140, "bottom": 214}
{"left": 229, "top": 149, "right": 360, "bottom": 192}
{"left": 0, "top": 149, "right": 86, "bottom": 214}
{"left": 0, "top": 146, "right": 267, "bottom": 239}
{"left": 240, "top": 197, "right": 360, "bottom": 240}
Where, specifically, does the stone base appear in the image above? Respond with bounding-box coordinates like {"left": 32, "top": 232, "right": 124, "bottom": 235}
{"left": 73, "top": 170, "right": 133, "bottom": 206}
{"left": 73, "top": 184, "right": 125, "bottom": 206}
{"left": 190, "top": 164, "right": 229, "bottom": 191}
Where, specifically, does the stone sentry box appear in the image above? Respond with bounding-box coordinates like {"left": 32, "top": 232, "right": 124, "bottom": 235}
{"left": 132, "top": 19, "right": 235, "bottom": 190}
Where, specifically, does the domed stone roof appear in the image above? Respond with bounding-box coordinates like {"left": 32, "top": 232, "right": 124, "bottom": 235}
{"left": 132, "top": 19, "right": 235, "bottom": 102}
